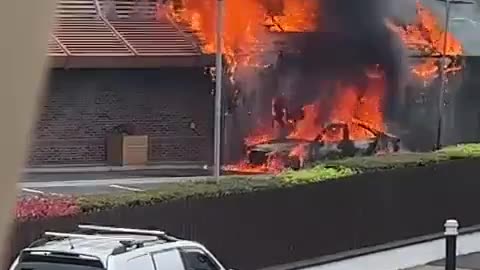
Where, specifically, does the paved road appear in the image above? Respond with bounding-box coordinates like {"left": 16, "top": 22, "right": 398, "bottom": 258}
{"left": 18, "top": 169, "right": 211, "bottom": 197}
{"left": 22, "top": 169, "right": 210, "bottom": 182}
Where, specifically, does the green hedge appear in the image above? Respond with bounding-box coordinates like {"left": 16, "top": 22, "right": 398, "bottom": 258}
{"left": 78, "top": 144, "right": 480, "bottom": 213}
{"left": 78, "top": 176, "right": 281, "bottom": 212}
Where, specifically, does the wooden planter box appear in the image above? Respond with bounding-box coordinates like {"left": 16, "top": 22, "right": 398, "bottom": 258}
{"left": 107, "top": 135, "right": 148, "bottom": 166}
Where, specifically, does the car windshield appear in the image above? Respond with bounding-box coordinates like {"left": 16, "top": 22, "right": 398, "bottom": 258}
{"left": 13, "top": 252, "right": 105, "bottom": 270}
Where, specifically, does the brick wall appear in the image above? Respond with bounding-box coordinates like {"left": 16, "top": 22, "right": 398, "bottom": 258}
{"left": 28, "top": 68, "right": 214, "bottom": 165}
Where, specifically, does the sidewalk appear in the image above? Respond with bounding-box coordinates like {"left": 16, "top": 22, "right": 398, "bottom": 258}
{"left": 408, "top": 252, "right": 480, "bottom": 270}
{"left": 23, "top": 162, "right": 208, "bottom": 174}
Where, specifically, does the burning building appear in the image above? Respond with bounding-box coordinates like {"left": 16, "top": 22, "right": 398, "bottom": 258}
{"left": 31, "top": 0, "right": 480, "bottom": 170}
{"left": 169, "top": 0, "right": 480, "bottom": 173}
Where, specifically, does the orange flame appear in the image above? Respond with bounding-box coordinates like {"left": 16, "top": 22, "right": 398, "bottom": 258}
{"left": 229, "top": 68, "right": 386, "bottom": 173}
{"left": 288, "top": 143, "right": 308, "bottom": 167}
{"left": 173, "top": 0, "right": 464, "bottom": 174}
{"left": 265, "top": 0, "right": 319, "bottom": 32}
{"left": 171, "top": 0, "right": 318, "bottom": 71}
{"left": 244, "top": 133, "right": 274, "bottom": 147}
{"left": 222, "top": 153, "right": 285, "bottom": 174}
{"left": 288, "top": 103, "right": 321, "bottom": 141}
{"left": 288, "top": 68, "right": 385, "bottom": 142}
{"left": 329, "top": 77, "right": 385, "bottom": 140}
{"left": 387, "top": 1, "right": 463, "bottom": 82}
{"left": 387, "top": 1, "right": 463, "bottom": 56}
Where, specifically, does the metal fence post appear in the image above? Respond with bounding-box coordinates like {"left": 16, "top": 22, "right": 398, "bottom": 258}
{"left": 444, "top": 219, "right": 459, "bottom": 270}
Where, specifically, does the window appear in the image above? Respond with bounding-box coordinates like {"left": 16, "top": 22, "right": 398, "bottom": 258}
{"left": 126, "top": 254, "right": 155, "bottom": 270}
{"left": 180, "top": 248, "right": 220, "bottom": 270}
{"left": 152, "top": 249, "right": 185, "bottom": 270}
{"left": 14, "top": 252, "right": 105, "bottom": 270}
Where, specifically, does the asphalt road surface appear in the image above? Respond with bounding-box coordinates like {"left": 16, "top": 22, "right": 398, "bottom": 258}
{"left": 18, "top": 169, "right": 211, "bottom": 197}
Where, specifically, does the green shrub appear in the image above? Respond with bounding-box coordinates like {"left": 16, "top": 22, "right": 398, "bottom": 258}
{"left": 76, "top": 144, "right": 480, "bottom": 213}
{"left": 78, "top": 176, "right": 281, "bottom": 212}
{"left": 437, "top": 144, "right": 480, "bottom": 159}
{"left": 280, "top": 165, "right": 356, "bottom": 184}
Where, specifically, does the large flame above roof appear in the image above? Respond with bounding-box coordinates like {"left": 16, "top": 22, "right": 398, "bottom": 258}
{"left": 167, "top": 0, "right": 464, "bottom": 173}
{"left": 387, "top": 1, "right": 463, "bottom": 81}
{"left": 169, "top": 0, "right": 318, "bottom": 70}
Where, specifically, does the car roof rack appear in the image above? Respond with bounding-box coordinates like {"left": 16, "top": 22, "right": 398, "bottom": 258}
{"left": 44, "top": 232, "right": 142, "bottom": 241}
{"left": 78, "top": 225, "right": 165, "bottom": 236}
{"left": 77, "top": 224, "right": 178, "bottom": 242}
{"left": 28, "top": 225, "right": 179, "bottom": 257}
{"left": 41, "top": 231, "right": 168, "bottom": 256}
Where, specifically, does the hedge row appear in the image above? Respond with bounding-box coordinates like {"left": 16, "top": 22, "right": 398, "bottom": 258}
{"left": 16, "top": 144, "right": 480, "bottom": 220}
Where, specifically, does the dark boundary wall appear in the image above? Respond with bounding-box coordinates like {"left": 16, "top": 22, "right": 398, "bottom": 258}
{"left": 8, "top": 159, "right": 480, "bottom": 269}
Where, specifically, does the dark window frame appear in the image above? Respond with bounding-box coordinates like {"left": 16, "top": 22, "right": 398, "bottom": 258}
{"left": 178, "top": 247, "right": 221, "bottom": 270}
{"left": 17, "top": 252, "right": 105, "bottom": 269}
{"left": 150, "top": 247, "right": 187, "bottom": 270}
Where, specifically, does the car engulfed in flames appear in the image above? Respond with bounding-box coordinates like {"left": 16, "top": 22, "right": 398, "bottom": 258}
{"left": 245, "top": 120, "right": 401, "bottom": 170}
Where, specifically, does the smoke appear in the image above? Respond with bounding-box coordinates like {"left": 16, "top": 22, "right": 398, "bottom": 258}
{"left": 281, "top": 0, "right": 409, "bottom": 122}
{"left": 226, "top": 0, "right": 411, "bottom": 161}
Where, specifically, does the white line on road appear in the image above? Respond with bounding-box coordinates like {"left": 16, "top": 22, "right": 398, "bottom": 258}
{"left": 109, "top": 184, "right": 145, "bottom": 192}
{"left": 20, "top": 176, "right": 206, "bottom": 188}
{"left": 21, "top": 188, "right": 45, "bottom": 194}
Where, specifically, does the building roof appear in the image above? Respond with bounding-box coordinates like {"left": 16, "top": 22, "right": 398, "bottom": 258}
{"left": 49, "top": 0, "right": 213, "bottom": 68}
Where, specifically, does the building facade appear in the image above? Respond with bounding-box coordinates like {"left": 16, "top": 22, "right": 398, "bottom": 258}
{"left": 29, "top": 69, "right": 214, "bottom": 165}
{"left": 28, "top": 0, "right": 215, "bottom": 165}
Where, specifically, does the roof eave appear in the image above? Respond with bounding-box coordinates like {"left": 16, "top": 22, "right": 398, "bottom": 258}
{"left": 48, "top": 54, "right": 215, "bottom": 69}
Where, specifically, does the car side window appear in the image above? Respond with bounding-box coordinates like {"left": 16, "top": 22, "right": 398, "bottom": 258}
{"left": 179, "top": 248, "right": 220, "bottom": 270}
{"left": 126, "top": 254, "right": 155, "bottom": 270}
{"left": 152, "top": 249, "right": 186, "bottom": 270}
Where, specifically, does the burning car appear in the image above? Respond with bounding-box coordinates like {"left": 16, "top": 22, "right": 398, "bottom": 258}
{"left": 246, "top": 120, "right": 401, "bottom": 170}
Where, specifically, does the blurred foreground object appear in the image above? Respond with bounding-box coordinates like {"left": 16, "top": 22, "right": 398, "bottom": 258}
{"left": 0, "top": 0, "right": 56, "bottom": 266}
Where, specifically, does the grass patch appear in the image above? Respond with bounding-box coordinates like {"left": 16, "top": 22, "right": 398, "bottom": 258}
{"left": 76, "top": 144, "right": 480, "bottom": 213}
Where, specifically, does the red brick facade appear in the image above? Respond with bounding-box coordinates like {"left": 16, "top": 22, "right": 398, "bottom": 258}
{"left": 28, "top": 68, "right": 213, "bottom": 165}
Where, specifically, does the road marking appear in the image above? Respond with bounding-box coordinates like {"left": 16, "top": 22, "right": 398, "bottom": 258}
{"left": 21, "top": 188, "right": 45, "bottom": 194}
{"left": 20, "top": 176, "right": 211, "bottom": 188}
{"left": 109, "top": 184, "right": 144, "bottom": 192}
{"left": 20, "top": 188, "right": 62, "bottom": 197}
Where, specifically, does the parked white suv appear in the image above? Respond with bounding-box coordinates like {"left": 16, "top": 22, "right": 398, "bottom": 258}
{"left": 10, "top": 224, "right": 231, "bottom": 270}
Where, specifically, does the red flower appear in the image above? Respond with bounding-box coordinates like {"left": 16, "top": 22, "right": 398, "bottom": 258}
{"left": 16, "top": 196, "right": 80, "bottom": 221}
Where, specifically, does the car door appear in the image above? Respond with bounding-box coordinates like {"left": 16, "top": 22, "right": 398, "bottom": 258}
{"left": 179, "top": 247, "right": 223, "bottom": 270}
{"left": 151, "top": 248, "right": 186, "bottom": 270}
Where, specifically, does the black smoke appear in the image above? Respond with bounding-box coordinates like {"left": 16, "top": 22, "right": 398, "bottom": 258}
{"left": 225, "top": 0, "right": 410, "bottom": 162}
{"left": 277, "top": 0, "right": 408, "bottom": 122}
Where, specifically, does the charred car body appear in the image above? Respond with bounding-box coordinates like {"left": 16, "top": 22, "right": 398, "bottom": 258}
{"left": 247, "top": 119, "right": 401, "bottom": 170}
{"left": 225, "top": 32, "right": 403, "bottom": 169}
